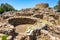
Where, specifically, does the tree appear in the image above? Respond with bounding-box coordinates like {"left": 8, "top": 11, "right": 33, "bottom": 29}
{"left": 0, "top": 3, "right": 15, "bottom": 14}
{"left": 54, "top": 0, "right": 60, "bottom": 9}
{"left": 1, "top": 3, "right": 15, "bottom": 11}
{"left": 58, "top": 0, "right": 60, "bottom": 5}
{"left": 0, "top": 6, "right": 4, "bottom": 14}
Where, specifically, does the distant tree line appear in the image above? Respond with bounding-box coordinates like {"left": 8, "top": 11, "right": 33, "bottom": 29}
{"left": 0, "top": 0, "right": 60, "bottom": 14}
{"left": 54, "top": 0, "right": 60, "bottom": 10}
{"left": 0, "top": 3, "right": 15, "bottom": 14}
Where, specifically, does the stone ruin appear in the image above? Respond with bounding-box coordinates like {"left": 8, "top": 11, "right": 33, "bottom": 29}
{"left": 35, "top": 3, "right": 49, "bottom": 8}
{"left": 0, "top": 3, "right": 60, "bottom": 40}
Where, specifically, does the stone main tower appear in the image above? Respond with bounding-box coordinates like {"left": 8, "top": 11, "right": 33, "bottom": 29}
{"left": 35, "top": 3, "right": 49, "bottom": 8}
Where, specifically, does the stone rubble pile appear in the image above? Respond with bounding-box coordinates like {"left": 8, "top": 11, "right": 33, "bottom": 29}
{"left": 0, "top": 3, "right": 60, "bottom": 40}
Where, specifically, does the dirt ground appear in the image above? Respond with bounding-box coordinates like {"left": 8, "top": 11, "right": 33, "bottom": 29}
{"left": 15, "top": 24, "right": 34, "bottom": 33}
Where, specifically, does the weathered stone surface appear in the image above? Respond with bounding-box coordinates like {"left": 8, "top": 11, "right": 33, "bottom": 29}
{"left": 0, "top": 3, "right": 60, "bottom": 40}
{"left": 0, "top": 22, "right": 14, "bottom": 35}
{"left": 7, "top": 36, "right": 12, "bottom": 40}
{"left": 35, "top": 3, "right": 49, "bottom": 8}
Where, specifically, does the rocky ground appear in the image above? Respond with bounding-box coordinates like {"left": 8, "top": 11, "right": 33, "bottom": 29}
{"left": 0, "top": 3, "right": 60, "bottom": 40}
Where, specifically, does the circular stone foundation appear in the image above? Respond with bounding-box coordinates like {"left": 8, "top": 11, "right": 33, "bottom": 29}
{"left": 8, "top": 17, "right": 37, "bottom": 33}
{"left": 8, "top": 18, "right": 37, "bottom": 27}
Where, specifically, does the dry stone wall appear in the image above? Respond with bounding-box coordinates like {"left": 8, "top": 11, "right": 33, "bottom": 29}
{"left": 0, "top": 3, "right": 60, "bottom": 40}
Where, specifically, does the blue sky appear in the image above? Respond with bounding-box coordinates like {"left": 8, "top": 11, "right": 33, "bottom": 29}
{"left": 0, "top": 0, "right": 58, "bottom": 10}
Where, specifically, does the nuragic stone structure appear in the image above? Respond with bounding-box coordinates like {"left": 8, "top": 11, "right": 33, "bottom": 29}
{"left": 0, "top": 3, "right": 60, "bottom": 40}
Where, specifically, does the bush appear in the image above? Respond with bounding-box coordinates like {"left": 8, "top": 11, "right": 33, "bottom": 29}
{"left": 1, "top": 35, "right": 8, "bottom": 40}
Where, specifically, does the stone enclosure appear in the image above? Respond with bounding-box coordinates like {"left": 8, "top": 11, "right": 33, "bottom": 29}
{"left": 0, "top": 3, "right": 60, "bottom": 40}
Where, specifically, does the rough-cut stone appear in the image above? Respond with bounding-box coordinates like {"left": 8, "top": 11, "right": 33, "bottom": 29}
{"left": 7, "top": 36, "right": 12, "bottom": 40}
{"left": 0, "top": 3, "right": 60, "bottom": 40}
{"left": 0, "top": 22, "right": 14, "bottom": 35}
{"left": 35, "top": 3, "right": 49, "bottom": 8}
{"left": 53, "top": 26, "right": 60, "bottom": 34}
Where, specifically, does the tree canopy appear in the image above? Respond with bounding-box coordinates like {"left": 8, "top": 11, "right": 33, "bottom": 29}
{"left": 0, "top": 3, "right": 15, "bottom": 14}
{"left": 0, "top": 6, "right": 4, "bottom": 14}
{"left": 54, "top": 0, "right": 60, "bottom": 9}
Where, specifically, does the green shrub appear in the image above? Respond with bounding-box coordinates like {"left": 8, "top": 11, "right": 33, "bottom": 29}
{"left": 1, "top": 35, "right": 8, "bottom": 40}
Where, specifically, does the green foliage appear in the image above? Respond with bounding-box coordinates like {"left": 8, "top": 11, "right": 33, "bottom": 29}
{"left": 58, "top": 0, "right": 60, "bottom": 5}
{"left": 1, "top": 3, "right": 15, "bottom": 11}
{"left": 1, "top": 34, "right": 8, "bottom": 40}
{"left": 0, "top": 3, "right": 15, "bottom": 14}
{"left": 54, "top": 0, "right": 60, "bottom": 9}
{"left": 0, "top": 6, "right": 4, "bottom": 14}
